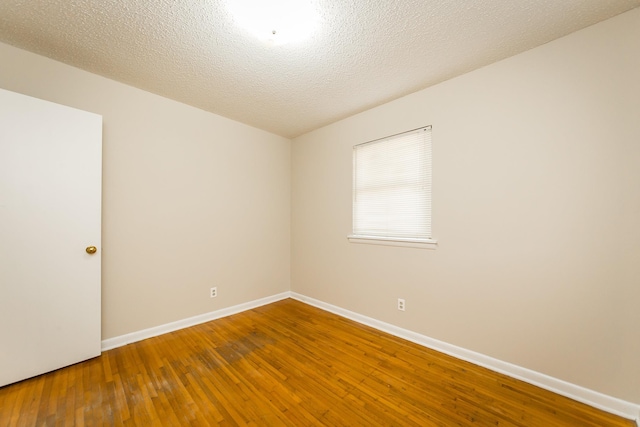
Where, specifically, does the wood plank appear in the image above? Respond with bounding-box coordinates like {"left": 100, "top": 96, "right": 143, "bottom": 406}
{"left": 0, "top": 299, "right": 634, "bottom": 426}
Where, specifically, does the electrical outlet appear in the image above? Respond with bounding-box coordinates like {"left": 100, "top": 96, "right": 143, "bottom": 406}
{"left": 210, "top": 287, "right": 217, "bottom": 298}
{"left": 397, "top": 298, "right": 405, "bottom": 311}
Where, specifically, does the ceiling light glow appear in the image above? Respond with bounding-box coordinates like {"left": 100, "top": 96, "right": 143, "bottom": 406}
{"left": 227, "top": 0, "right": 320, "bottom": 45}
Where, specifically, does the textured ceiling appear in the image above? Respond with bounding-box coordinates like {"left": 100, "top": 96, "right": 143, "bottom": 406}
{"left": 0, "top": 0, "right": 638, "bottom": 138}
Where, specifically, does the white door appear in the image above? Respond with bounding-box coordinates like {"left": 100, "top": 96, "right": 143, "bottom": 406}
{"left": 0, "top": 88, "right": 102, "bottom": 387}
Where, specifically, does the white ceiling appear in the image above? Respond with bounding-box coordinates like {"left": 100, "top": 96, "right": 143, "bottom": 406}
{"left": 0, "top": 0, "right": 638, "bottom": 138}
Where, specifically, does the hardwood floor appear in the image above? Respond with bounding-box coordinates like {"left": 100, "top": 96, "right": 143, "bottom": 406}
{"left": 0, "top": 299, "right": 634, "bottom": 426}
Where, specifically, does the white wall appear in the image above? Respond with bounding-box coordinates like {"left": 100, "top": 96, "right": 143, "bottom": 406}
{"left": 292, "top": 9, "right": 640, "bottom": 404}
{"left": 0, "top": 42, "right": 291, "bottom": 340}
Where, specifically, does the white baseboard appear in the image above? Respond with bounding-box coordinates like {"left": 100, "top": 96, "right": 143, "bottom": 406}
{"left": 290, "top": 292, "right": 640, "bottom": 422}
{"left": 101, "top": 292, "right": 291, "bottom": 351}
{"left": 100, "top": 291, "right": 639, "bottom": 423}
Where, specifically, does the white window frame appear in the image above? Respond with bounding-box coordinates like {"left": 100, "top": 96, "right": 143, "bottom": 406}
{"left": 348, "top": 126, "right": 437, "bottom": 249}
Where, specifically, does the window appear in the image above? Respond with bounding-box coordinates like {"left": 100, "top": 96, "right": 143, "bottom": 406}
{"left": 348, "top": 126, "right": 436, "bottom": 249}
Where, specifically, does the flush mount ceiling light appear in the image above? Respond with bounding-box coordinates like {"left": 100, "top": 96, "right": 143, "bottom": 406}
{"left": 226, "top": 0, "right": 320, "bottom": 45}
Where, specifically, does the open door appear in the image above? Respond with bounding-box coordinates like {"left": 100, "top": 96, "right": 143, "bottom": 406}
{"left": 0, "top": 88, "right": 102, "bottom": 387}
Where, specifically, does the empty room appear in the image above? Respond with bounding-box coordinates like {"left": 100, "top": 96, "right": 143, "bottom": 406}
{"left": 0, "top": 0, "right": 639, "bottom": 425}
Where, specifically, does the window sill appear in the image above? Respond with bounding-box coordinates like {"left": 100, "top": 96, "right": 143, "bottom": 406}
{"left": 347, "top": 235, "right": 438, "bottom": 249}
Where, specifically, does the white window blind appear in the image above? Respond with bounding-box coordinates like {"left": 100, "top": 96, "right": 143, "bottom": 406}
{"left": 351, "top": 126, "right": 432, "bottom": 244}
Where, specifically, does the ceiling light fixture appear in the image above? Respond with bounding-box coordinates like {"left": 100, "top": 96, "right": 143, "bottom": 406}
{"left": 226, "top": 0, "right": 320, "bottom": 45}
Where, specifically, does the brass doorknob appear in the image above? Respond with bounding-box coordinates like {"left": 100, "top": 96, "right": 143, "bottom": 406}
{"left": 86, "top": 246, "right": 97, "bottom": 255}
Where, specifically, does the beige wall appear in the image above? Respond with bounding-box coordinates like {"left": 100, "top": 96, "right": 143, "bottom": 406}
{"left": 0, "top": 42, "right": 291, "bottom": 340}
{"left": 292, "top": 9, "right": 640, "bottom": 404}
